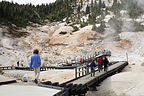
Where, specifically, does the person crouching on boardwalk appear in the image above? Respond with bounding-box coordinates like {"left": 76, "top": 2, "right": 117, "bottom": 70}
{"left": 103, "top": 56, "right": 109, "bottom": 72}
{"left": 30, "top": 49, "right": 41, "bottom": 84}
{"left": 97, "top": 56, "right": 102, "bottom": 72}
{"left": 90, "top": 58, "right": 96, "bottom": 77}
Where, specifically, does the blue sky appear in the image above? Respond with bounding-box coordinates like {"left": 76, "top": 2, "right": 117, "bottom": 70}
{"left": 0, "top": 0, "right": 56, "bottom": 5}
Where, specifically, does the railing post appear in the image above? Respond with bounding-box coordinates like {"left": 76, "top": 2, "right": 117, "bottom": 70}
{"left": 126, "top": 52, "right": 128, "bottom": 62}
{"left": 75, "top": 67, "right": 77, "bottom": 78}
{"left": 75, "top": 57, "right": 76, "bottom": 64}
{"left": 79, "top": 68, "right": 80, "bottom": 77}
{"left": 84, "top": 63, "right": 86, "bottom": 75}
{"left": 87, "top": 62, "right": 89, "bottom": 74}
{"left": 82, "top": 67, "right": 84, "bottom": 76}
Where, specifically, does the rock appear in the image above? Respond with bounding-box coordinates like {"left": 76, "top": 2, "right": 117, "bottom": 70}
{"left": 22, "top": 77, "right": 28, "bottom": 82}
{"left": 2, "top": 28, "right": 8, "bottom": 33}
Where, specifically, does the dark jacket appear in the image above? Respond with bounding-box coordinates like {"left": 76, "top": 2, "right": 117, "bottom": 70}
{"left": 90, "top": 61, "right": 96, "bottom": 70}
{"left": 103, "top": 57, "right": 109, "bottom": 67}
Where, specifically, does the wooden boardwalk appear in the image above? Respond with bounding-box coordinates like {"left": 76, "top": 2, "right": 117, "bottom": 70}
{"left": 53, "top": 61, "right": 128, "bottom": 96}
{"left": 68, "top": 61, "right": 128, "bottom": 85}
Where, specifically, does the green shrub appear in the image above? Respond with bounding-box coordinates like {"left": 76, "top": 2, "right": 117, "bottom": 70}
{"left": 66, "top": 17, "right": 70, "bottom": 24}
{"left": 69, "top": 22, "right": 79, "bottom": 26}
{"left": 96, "top": 24, "right": 105, "bottom": 33}
{"left": 92, "top": 22, "right": 106, "bottom": 33}
{"left": 72, "top": 26, "right": 79, "bottom": 32}
{"left": 114, "top": 35, "right": 121, "bottom": 41}
{"left": 92, "top": 24, "right": 97, "bottom": 31}
{"left": 59, "top": 31, "right": 67, "bottom": 35}
{"left": 80, "top": 22, "right": 88, "bottom": 28}
{"left": 134, "top": 22, "right": 144, "bottom": 32}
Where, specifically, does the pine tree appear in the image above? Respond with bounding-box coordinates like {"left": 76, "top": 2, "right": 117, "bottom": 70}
{"left": 77, "top": 5, "right": 81, "bottom": 13}
{"left": 102, "top": 1, "right": 106, "bottom": 8}
{"left": 98, "top": 0, "right": 102, "bottom": 15}
{"left": 86, "top": 5, "right": 90, "bottom": 14}
{"left": 91, "top": 0, "right": 93, "bottom": 10}
{"left": 80, "top": 0, "right": 83, "bottom": 7}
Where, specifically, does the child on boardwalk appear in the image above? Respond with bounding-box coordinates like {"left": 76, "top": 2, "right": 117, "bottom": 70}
{"left": 90, "top": 59, "right": 96, "bottom": 77}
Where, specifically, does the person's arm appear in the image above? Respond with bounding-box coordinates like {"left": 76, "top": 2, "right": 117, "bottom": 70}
{"left": 38, "top": 55, "right": 41, "bottom": 66}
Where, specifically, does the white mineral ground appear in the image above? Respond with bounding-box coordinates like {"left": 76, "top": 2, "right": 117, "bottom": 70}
{"left": 4, "top": 69, "right": 74, "bottom": 84}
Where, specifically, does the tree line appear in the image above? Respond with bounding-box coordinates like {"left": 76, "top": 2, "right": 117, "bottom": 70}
{"left": 0, "top": 0, "right": 142, "bottom": 30}
{"left": 0, "top": 0, "right": 74, "bottom": 27}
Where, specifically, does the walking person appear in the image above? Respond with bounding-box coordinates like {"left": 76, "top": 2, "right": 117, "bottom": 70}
{"left": 30, "top": 49, "right": 41, "bottom": 84}
{"left": 97, "top": 56, "right": 103, "bottom": 72}
{"left": 90, "top": 59, "right": 96, "bottom": 77}
{"left": 17, "top": 61, "right": 19, "bottom": 67}
{"left": 103, "top": 56, "right": 109, "bottom": 72}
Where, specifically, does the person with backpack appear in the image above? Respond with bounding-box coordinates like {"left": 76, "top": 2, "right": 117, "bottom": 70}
{"left": 90, "top": 58, "right": 96, "bottom": 77}
{"left": 30, "top": 49, "right": 41, "bottom": 84}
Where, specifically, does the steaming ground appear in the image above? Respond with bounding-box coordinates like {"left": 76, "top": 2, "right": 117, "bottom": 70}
{"left": 86, "top": 32, "right": 144, "bottom": 96}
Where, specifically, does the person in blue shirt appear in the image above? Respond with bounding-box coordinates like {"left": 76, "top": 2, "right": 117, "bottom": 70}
{"left": 30, "top": 49, "right": 41, "bottom": 84}
{"left": 90, "top": 58, "right": 96, "bottom": 77}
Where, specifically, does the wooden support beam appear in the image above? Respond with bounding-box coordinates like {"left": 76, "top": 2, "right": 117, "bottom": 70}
{"left": 75, "top": 67, "right": 77, "bottom": 78}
